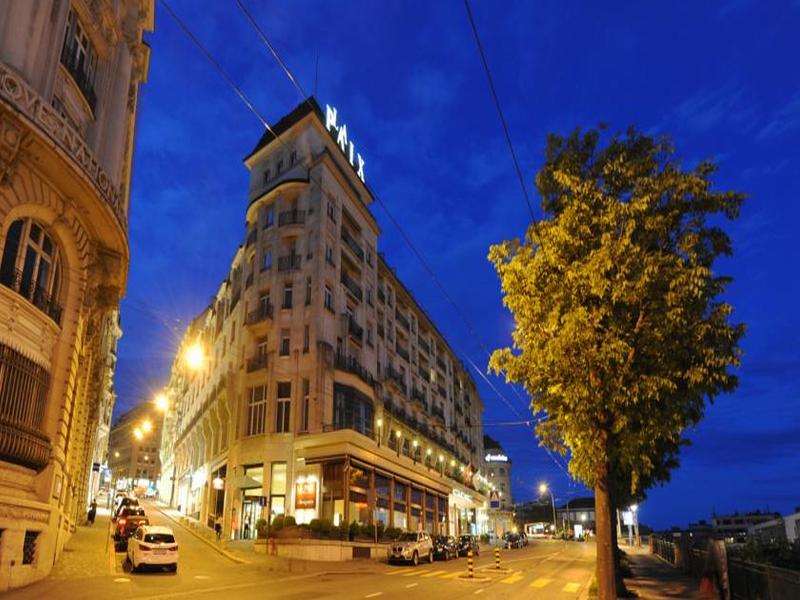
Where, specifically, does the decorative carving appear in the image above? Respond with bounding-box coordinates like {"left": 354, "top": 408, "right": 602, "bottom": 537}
{"left": 0, "top": 112, "right": 24, "bottom": 185}
{"left": 0, "top": 504, "right": 50, "bottom": 523}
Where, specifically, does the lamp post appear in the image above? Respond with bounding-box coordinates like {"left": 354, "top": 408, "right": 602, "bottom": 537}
{"left": 539, "top": 483, "right": 557, "bottom": 536}
{"left": 376, "top": 418, "right": 383, "bottom": 447}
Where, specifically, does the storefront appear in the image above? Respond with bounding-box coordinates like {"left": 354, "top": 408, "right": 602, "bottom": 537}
{"left": 450, "top": 487, "right": 488, "bottom": 536}
{"left": 206, "top": 464, "right": 227, "bottom": 528}
{"left": 239, "top": 464, "right": 264, "bottom": 540}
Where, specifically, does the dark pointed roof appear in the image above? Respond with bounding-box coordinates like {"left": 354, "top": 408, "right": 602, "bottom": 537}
{"left": 243, "top": 97, "right": 324, "bottom": 163}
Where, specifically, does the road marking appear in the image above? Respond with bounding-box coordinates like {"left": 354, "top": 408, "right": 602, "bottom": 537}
{"left": 403, "top": 569, "right": 431, "bottom": 577}
{"left": 421, "top": 570, "right": 448, "bottom": 577}
{"left": 563, "top": 582, "right": 581, "bottom": 592}
{"left": 193, "top": 575, "right": 211, "bottom": 580}
{"left": 365, "top": 593, "right": 383, "bottom": 598}
{"left": 113, "top": 577, "right": 130, "bottom": 583}
{"left": 405, "top": 583, "right": 418, "bottom": 588}
{"left": 439, "top": 571, "right": 464, "bottom": 579}
{"left": 384, "top": 569, "right": 405, "bottom": 575}
{"left": 530, "top": 577, "right": 553, "bottom": 588}
{"left": 474, "top": 589, "right": 484, "bottom": 595}
{"left": 499, "top": 571, "right": 524, "bottom": 584}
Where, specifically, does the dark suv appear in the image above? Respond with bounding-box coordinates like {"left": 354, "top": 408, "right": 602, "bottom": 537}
{"left": 432, "top": 535, "right": 458, "bottom": 560}
{"left": 458, "top": 535, "right": 480, "bottom": 557}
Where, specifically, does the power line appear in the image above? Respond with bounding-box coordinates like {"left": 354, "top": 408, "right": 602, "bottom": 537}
{"left": 462, "top": 0, "right": 540, "bottom": 231}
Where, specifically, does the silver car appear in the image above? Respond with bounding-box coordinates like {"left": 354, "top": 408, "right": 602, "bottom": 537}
{"left": 388, "top": 531, "right": 434, "bottom": 566}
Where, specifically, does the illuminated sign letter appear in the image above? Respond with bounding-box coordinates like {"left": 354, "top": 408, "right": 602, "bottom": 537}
{"left": 324, "top": 103, "right": 366, "bottom": 184}
{"left": 325, "top": 104, "right": 338, "bottom": 132}
{"left": 356, "top": 154, "right": 366, "bottom": 181}
{"left": 336, "top": 123, "right": 348, "bottom": 154}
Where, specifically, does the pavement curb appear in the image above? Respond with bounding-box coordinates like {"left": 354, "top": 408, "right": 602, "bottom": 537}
{"left": 150, "top": 502, "right": 251, "bottom": 565}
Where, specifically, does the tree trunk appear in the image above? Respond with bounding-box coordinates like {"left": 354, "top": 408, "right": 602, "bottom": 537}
{"left": 610, "top": 485, "right": 627, "bottom": 595}
{"left": 595, "top": 459, "right": 617, "bottom": 600}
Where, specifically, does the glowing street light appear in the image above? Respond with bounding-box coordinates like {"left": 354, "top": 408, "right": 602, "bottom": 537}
{"left": 183, "top": 339, "right": 206, "bottom": 372}
{"left": 539, "top": 482, "right": 558, "bottom": 535}
{"left": 133, "top": 427, "right": 143, "bottom": 440}
{"left": 155, "top": 392, "right": 169, "bottom": 412}
{"left": 142, "top": 419, "right": 153, "bottom": 433}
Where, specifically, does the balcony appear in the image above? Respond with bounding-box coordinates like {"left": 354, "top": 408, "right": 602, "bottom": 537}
{"left": 418, "top": 338, "right": 430, "bottom": 355}
{"left": 341, "top": 228, "right": 365, "bottom": 261}
{"left": 411, "top": 387, "right": 427, "bottom": 411}
{"left": 418, "top": 365, "right": 429, "bottom": 380}
{"left": 60, "top": 46, "right": 97, "bottom": 112}
{"left": 277, "top": 254, "right": 302, "bottom": 272}
{"left": 347, "top": 316, "right": 364, "bottom": 342}
{"left": 334, "top": 353, "right": 375, "bottom": 387}
{"left": 378, "top": 287, "right": 386, "bottom": 303}
{"left": 246, "top": 354, "right": 268, "bottom": 373}
{"left": 278, "top": 209, "right": 306, "bottom": 227}
{"left": 0, "top": 269, "right": 63, "bottom": 325}
{"left": 245, "top": 303, "right": 273, "bottom": 333}
{"left": 436, "top": 357, "right": 446, "bottom": 372}
{"left": 437, "top": 384, "right": 447, "bottom": 398}
{"left": 396, "top": 343, "right": 410, "bottom": 362}
{"left": 341, "top": 271, "right": 363, "bottom": 302}
{"left": 0, "top": 342, "right": 52, "bottom": 472}
{"left": 432, "top": 406, "right": 445, "bottom": 426}
{"left": 395, "top": 310, "right": 410, "bottom": 331}
{"left": 383, "top": 365, "right": 407, "bottom": 396}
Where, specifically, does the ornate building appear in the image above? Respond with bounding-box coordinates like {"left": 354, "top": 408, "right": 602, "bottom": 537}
{"left": 158, "top": 99, "right": 496, "bottom": 540}
{"left": 0, "top": 1, "right": 152, "bottom": 589}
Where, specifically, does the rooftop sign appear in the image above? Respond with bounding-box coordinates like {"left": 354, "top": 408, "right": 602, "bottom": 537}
{"left": 485, "top": 453, "right": 509, "bottom": 463}
{"left": 325, "top": 104, "right": 366, "bottom": 183}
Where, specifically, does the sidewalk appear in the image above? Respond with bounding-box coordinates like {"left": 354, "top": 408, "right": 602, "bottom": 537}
{"left": 49, "top": 507, "right": 113, "bottom": 580}
{"left": 623, "top": 546, "right": 704, "bottom": 599}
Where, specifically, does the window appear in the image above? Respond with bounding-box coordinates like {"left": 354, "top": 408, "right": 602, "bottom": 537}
{"left": 247, "top": 385, "right": 266, "bottom": 436}
{"left": 301, "top": 378, "right": 310, "bottom": 432}
{"left": 327, "top": 201, "right": 337, "bottom": 222}
{"left": 276, "top": 382, "right": 291, "bottom": 432}
{"left": 263, "top": 168, "right": 271, "bottom": 184}
{"left": 0, "top": 219, "right": 63, "bottom": 323}
{"left": 366, "top": 323, "right": 373, "bottom": 346}
{"left": 325, "top": 244, "right": 334, "bottom": 266}
{"left": 258, "top": 292, "right": 270, "bottom": 314}
{"left": 324, "top": 286, "right": 333, "bottom": 312}
{"left": 264, "top": 205, "right": 274, "bottom": 228}
{"left": 305, "top": 277, "right": 312, "bottom": 305}
{"left": 366, "top": 285, "right": 373, "bottom": 306}
{"left": 262, "top": 250, "right": 272, "bottom": 271}
{"left": 270, "top": 463, "right": 287, "bottom": 517}
{"left": 282, "top": 283, "right": 293, "bottom": 309}
{"left": 279, "top": 329, "right": 290, "bottom": 356}
{"left": 367, "top": 249, "right": 374, "bottom": 267}
{"left": 61, "top": 9, "right": 97, "bottom": 108}
{"left": 332, "top": 383, "right": 374, "bottom": 438}
{"left": 276, "top": 160, "right": 283, "bottom": 173}
{"left": 290, "top": 151, "right": 297, "bottom": 166}
{"left": 303, "top": 325, "right": 310, "bottom": 353}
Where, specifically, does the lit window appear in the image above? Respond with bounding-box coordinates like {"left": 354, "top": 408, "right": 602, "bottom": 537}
{"left": 276, "top": 382, "right": 291, "bottom": 433}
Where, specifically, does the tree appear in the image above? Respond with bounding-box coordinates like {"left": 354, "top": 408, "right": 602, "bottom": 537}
{"left": 489, "top": 128, "right": 745, "bottom": 599}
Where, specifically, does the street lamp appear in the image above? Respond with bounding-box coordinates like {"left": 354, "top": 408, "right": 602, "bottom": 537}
{"left": 142, "top": 419, "right": 153, "bottom": 433}
{"left": 133, "top": 427, "right": 144, "bottom": 441}
{"left": 155, "top": 391, "right": 169, "bottom": 412}
{"left": 183, "top": 339, "right": 206, "bottom": 372}
{"left": 376, "top": 417, "right": 383, "bottom": 447}
{"left": 539, "top": 483, "right": 557, "bottom": 536}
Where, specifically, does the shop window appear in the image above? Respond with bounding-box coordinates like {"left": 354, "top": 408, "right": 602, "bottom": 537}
{"left": 376, "top": 497, "right": 389, "bottom": 528}
{"left": 375, "top": 474, "right": 390, "bottom": 498}
{"left": 349, "top": 490, "right": 369, "bottom": 525}
{"left": 393, "top": 501, "right": 407, "bottom": 530}
{"left": 409, "top": 506, "right": 421, "bottom": 532}
{"left": 322, "top": 462, "right": 345, "bottom": 526}
{"left": 22, "top": 531, "right": 38, "bottom": 565}
{"left": 411, "top": 487, "right": 423, "bottom": 506}
{"left": 0, "top": 219, "right": 63, "bottom": 324}
{"left": 349, "top": 466, "right": 369, "bottom": 490}
{"left": 394, "top": 481, "right": 406, "bottom": 503}
{"left": 269, "top": 463, "right": 287, "bottom": 519}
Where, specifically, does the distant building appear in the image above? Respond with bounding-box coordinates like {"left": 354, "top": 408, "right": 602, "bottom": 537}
{"left": 109, "top": 403, "right": 163, "bottom": 490}
{"left": 748, "top": 509, "right": 800, "bottom": 545}
{"left": 516, "top": 500, "right": 555, "bottom": 534}
{"left": 557, "top": 497, "right": 596, "bottom": 533}
{"left": 483, "top": 435, "right": 513, "bottom": 536}
{"left": 712, "top": 511, "right": 781, "bottom": 542}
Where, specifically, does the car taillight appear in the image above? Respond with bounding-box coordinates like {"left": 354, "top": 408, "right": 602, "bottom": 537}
{"left": 140, "top": 544, "right": 151, "bottom": 551}
{"left": 172, "top": 545, "right": 178, "bottom": 551}
{"left": 119, "top": 518, "right": 127, "bottom": 526}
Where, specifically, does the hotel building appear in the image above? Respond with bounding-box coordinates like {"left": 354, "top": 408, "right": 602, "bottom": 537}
{"left": 158, "top": 99, "right": 493, "bottom": 539}
{"left": 109, "top": 402, "right": 163, "bottom": 491}
{"left": 0, "top": 1, "right": 152, "bottom": 589}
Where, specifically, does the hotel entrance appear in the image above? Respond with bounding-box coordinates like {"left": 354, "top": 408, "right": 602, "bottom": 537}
{"left": 239, "top": 464, "right": 264, "bottom": 540}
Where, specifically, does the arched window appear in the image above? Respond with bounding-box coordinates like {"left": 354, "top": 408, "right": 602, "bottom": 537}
{"left": 0, "top": 219, "right": 63, "bottom": 323}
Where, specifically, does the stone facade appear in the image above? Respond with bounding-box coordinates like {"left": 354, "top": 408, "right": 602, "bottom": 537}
{"left": 0, "top": 1, "right": 152, "bottom": 590}
{"left": 158, "top": 99, "right": 493, "bottom": 540}
{"left": 108, "top": 402, "right": 162, "bottom": 487}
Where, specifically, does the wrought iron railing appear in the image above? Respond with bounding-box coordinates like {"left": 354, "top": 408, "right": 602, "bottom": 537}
{"left": 60, "top": 47, "right": 97, "bottom": 111}
{"left": 278, "top": 209, "right": 306, "bottom": 227}
{"left": 341, "top": 228, "right": 365, "bottom": 260}
{"left": 277, "top": 254, "right": 302, "bottom": 272}
{"left": 0, "top": 269, "right": 63, "bottom": 325}
{"left": 334, "top": 353, "right": 375, "bottom": 387}
{"left": 341, "top": 271, "right": 363, "bottom": 301}
{"left": 246, "top": 303, "right": 273, "bottom": 325}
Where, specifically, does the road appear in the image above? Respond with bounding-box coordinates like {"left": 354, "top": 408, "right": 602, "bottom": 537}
{"left": 4, "top": 501, "right": 594, "bottom": 599}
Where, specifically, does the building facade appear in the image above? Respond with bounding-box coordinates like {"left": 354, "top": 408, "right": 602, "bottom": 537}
{"left": 483, "top": 435, "right": 514, "bottom": 537}
{"left": 0, "top": 1, "right": 152, "bottom": 590}
{"left": 158, "top": 99, "right": 492, "bottom": 539}
{"left": 557, "top": 497, "right": 596, "bottom": 534}
{"left": 712, "top": 511, "right": 782, "bottom": 542}
{"left": 109, "top": 402, "right": 162, "bottom": 491}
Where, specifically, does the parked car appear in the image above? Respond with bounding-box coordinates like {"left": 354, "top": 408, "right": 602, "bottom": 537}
{"left": 115, "top": 506, "right": 149, "bottom": 541}
{"left": 502, "top": 532, "right": 523, "bottom": 549}
{"left": 127, "top": 525, "right": 178, "bottom": 572}
{"left": 432, "top": 535, "right": 458, "bottom": 560}
{"left": 388, "top": 531, "right": 434, "bottom": 566}
{"left": 113, "top": 496, "right": 139, "bottom": 521}
{"left": 458, "top": 534, "right": 480, "bottom": 557}
{"left": 518, "top": 532, "right": 529, "bottom": 546}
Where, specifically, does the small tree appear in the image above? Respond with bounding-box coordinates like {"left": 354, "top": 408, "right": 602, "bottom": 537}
{"left": 489, "top": 128, "right": 744, "bottom": 599}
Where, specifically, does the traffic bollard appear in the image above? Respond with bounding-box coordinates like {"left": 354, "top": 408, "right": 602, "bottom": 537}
{"left": 495, "top": 545, "right": 501, "bottom": 569}
{"left": 467, "top": 548, "right": 474, "bottom": 578}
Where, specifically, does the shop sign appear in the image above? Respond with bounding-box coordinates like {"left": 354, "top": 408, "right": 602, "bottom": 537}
{"left": 489, "top": 490, "right": 500, "bottom": 509}
{"left": 295, "top": 480, "right": 317, "bottom": 509}
{"left": 485, "top": 453, "right": 508, "bottom": 463}
{"left": 325, "top": 104, "right": 366, "bottom": 183}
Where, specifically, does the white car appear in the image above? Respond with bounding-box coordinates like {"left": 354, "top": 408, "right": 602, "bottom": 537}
{"left": 127, "top": 525, "right": 179, "bottom": 572}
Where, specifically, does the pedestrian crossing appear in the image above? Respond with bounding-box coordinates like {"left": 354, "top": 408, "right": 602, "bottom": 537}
{"left": 383, "top": 567, "right": 585, "bottom": 593}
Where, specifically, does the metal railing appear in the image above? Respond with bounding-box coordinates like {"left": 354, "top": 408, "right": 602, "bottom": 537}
{"left": 341, "top": 271, "right": 363, "bottom": 301}
{"left": 246, "top": 354, "right": 267, "bottom": 373}
{"left": 246, "top": 303, "right": 273, "bottom": 325}
{"left": 341, "top": 228, "right": 365, "bottom": 260}
{"left": 0, "top": 269, "right": 63, "bottom": 325}
{"left": 278, "top": 209, "right": 306, "bottom": 227}
{"left": 277, "top": 254, "right": 302, "bottom": 272}
{"left": 334, "top": 353, "right": 374, "bottom": 387}
{"left": 60, "top": 47, "right": 97, "bottom": 111}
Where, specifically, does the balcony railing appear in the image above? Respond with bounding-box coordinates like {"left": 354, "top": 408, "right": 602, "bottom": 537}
{"left": 0, "top": 342, "right": 52, "bottom": 472}
{"left": 348, "top": 316, "right": 364, "bottom": 342}
{"left": 341, "top": 228, "right": 365, "bottom": 261}
{"left": 396, "top": 343, "right": 409, "bottom": 362}
{"left": 411, "top": 387, "right": 427, "bottom": 410}
{"left": 377, "top": 287, "right": 386, "bottom": 303}
{"left": 278, "top": 209, "right": 306, "bottom": 227}
{"left": 432, "top": 406, "right": 445, "bottom": 424}
{"left": 384, "top": 365, "right": 407, "bottom": 396}
{"left": 395, "top": 310, "right": 410, "bottom": 331}
{"left": 341, "top": 271, "right": 363, "bottom": 301}
{"left": 246, "top": 354, "right": 268, "bottom": 373}
{"left": 418, "top": 338, "right": 430, "bottom": 355}
{"left": 277, "top": 254, "right": 302, "bottom": 272}
{"left": 60, "top": 47, "right": 97, "bottom": 112}
{"left": 436, "top": 357, "right": 446, "bottom": 372}
{"left": 0, "top": 269, "right": 63, "bottom": 325}
{"left": 246, "top": 303, "right": 273, "bottom": 326}
{"left": 334, "top": 353, "right": 374, "bottom": 387}
{"left": 437, "top": 384, "right": 447, "bottom": 398}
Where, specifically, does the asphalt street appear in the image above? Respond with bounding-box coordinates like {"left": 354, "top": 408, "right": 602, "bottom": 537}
{"left": 3, "top": 502, "right": 594, "bottom": 600}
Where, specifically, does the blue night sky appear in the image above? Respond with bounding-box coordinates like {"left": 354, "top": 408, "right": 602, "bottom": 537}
{"left": 116, "top": 0, "right": 800, "bottom": 529}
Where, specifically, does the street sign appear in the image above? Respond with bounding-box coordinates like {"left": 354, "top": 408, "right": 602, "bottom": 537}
{"left": 489, "top": 490, "right": 500, "bottom": 509}
{"left": 622, "top": 511, "right": 634, "bottom": 526}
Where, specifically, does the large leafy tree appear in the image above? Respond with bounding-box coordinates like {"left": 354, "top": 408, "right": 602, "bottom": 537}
{"left": 489, "top": 128, "right": 745, "bottom": 599}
